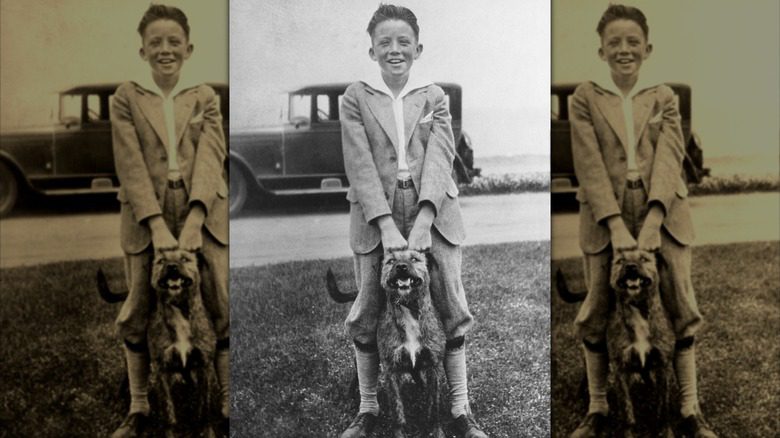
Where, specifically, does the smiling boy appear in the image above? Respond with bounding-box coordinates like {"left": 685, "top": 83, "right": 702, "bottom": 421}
{"left": 568, "top": 5, "right": 716, "bottom": 437}
{"left": 338, "top": 4, "right": 487, "bottom": 438}
{"left": 110, "top": 5, "right": 229, "bottom": 437}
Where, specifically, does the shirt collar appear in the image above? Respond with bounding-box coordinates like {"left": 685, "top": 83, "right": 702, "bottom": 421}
{"left": 361, "top": 69, "right": 433, "bottom": 99}
{"left": 133, "top": 71, "right": 198, "bottom": 99}
{"left": 592, "top": 70, "right": 658, "bottom": 99}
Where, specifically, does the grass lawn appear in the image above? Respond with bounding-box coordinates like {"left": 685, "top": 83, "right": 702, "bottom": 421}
{"left": 0, "top": 258, "right": 225, "bottom": 437}
{"left": 231, "top": 241, "right": 551, "bottom": 437}
{"left": 0, "top": 258, "right": 130, "bottom": 436}
{"left": 551, "top": 241, "right": 780, "bottom": 437}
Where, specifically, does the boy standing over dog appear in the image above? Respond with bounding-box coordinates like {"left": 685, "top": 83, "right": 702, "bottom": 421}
{"left": 569, "top": 4, "right": 716, "bottom": 437}
{"left": 110, "top": 5, "right": 229, "bottom": 436}
{"left": 339, "top": 4, "right": 488, "bottom": 438}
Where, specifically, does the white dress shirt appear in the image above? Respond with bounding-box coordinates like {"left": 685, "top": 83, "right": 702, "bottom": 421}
{"left": 362, "top": 71, "right": 433, "bottom": 180}
{"left": 594, "top": 73, "right": 657, "bottom": 173}
{"left": 134, "top": 73, "right": 198, "bottom": 179}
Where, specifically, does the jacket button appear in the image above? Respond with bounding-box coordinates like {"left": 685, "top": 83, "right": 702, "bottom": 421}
{"left": 389, "top": 157, "right": 396, "bottom": 163}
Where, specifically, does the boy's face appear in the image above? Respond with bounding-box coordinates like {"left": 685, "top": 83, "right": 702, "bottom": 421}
{"left": 139, "top": 19, "right": 193, "bottom": 82}
{"left": 369, "top": 19, "right": 422, "bottom": 83}
{"left": 598, "top": 19, "right": 652, "bottom": 82}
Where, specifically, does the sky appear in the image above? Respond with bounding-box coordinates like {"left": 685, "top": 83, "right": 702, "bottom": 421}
{"left": 553, "top": 0, "right": 779, "bottom": 174}
{"left": 230, "top": 0, "right": 551, "bottom": 157}
{"left": 0, "top": 0, "right": 228, "bottom": 129}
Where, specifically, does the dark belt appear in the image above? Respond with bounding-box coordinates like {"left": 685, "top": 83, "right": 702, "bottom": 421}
{"left": 397, "top": 178, "right": 414, "bottom": 189}
{"left": 168, "top": 179, "right": 185, "bottom": 189}
{"left": 625, "top": 178, "right": 643, "bottom": 189}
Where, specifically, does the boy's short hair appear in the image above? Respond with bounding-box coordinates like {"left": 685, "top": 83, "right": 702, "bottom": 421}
{"left": 596, "top": 4, "right": 649, "bottom": 39}
{"left": 137, "top": 4, "right": 190, "bottom": 39}
{"left": 366, "top": 4, "right": 419, "bottom": 40}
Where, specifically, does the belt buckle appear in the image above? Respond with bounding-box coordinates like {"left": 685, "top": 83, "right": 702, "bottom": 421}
{"left": 626, "top": 178, "right": 643, "bottom": 189}
{"left": 397, "top": 178, "right": 412, "bottom": 189}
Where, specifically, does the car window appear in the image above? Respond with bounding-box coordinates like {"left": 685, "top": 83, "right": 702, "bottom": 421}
{"left": 60, "top": 94, "right": 81, "bottom": 125}
{"left": 316, "top": 94, "right": 331, "bottom": 122}
{"left": 86, "top": 94, "right": 102, "bottom": 123}
{"left": 289, "top": 94, "right": 311, "bottom": 123}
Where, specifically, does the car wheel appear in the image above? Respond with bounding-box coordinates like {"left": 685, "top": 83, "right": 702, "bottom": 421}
{"left": 0, "top": 161, "right": 19, "bottom": 218}
{"left": 229, "top": 166, "right": 248, "bottom": 217}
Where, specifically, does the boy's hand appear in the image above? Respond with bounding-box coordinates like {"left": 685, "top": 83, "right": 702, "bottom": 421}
{"left": 148, "top": 215, "right": 178, "bottom": 251}
{"left": 606, "top": 215, "right": 637, "bottom": 252}
{"left": 637, "top": 205, "right": 665, "bottom": 252}
{"left": 179, "top": 204, "right": 206, "bottom": 252}
{"left": 377, "top": 215, "right": 407, "bottom": 251}
{"left": 408, "top": 204, "right": 435, "bottom": 251}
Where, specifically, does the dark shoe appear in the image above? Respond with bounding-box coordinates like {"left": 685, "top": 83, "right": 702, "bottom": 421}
{"left": 340, "top": 412, "right": 377, "bottom": 438}
{"left": 679, "top": 413, "right": 718, "bottom": 438}
{"left": 110, "top": 412, "right": 148, "bottom": 438}
{"left": 452, "top": 413, "right": 488, "bottom": 438}
{"left": 570, "top": 412, "right": 607, "bottom": 438}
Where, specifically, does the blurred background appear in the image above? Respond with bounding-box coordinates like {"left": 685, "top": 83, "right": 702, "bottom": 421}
{"left": 230, "top": 0, "right": 550, "bottom": 174}
{"left": 0, "top": 0, "right": 228, "bottom": 129}
{"left": 553, "top": 0, "right": 779, "bottom": 177}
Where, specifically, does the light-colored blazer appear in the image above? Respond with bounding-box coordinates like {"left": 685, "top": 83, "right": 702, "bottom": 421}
{"left": 111, "top": 81, "right": 228, "bottom": 254}
{"left": 341, "top": 81, "right": 465, "bottom": 254}
{"left": 570, "top": 81, "right": 694, "bottom": 254}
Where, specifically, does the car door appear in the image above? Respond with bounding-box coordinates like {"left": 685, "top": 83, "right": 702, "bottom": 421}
{"left": 283, "top": 92, "right": 344, "bottom": 181}
{"left": 53, "top": 91, "right": 114, "bottom": 177}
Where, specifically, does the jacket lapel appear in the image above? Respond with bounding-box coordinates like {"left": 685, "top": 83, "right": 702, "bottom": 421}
{"left": 632, "top": 88, "right": 656, "bottom": 142}
{"left": 135, "top": 88, "right": 169, "bottom": 148}
{"left": 402, "top": 89, "right": 427, "bottom": 150}
{"left": 593, "top": 89, "right": 629, "bottom": 150}
{"left": 174, "top": 89, "right": 197, "bottom": 148}
{"left": 364, "top": 87, "right": 398, "bottom": 148}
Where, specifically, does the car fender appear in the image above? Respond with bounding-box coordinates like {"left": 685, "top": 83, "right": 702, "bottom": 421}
{"left": 0, "top": 151, "right": 32, "bottom": 190}
{"left": 228, "top": 151, "right": 270, "bottom": 195}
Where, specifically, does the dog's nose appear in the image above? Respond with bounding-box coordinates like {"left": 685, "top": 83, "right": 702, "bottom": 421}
{"left": 626, "top": 264, "right": 638, "bottom": 275}
{"left": 166, "top": 264, "right": 180, "bottom": 275}
{"left": 396, "top": 263, "right": 408, "bottom": 273}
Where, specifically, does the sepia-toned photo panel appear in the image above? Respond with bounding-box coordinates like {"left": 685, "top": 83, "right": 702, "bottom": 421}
{"left": 0, "top": 0, "right": 229, "bottom": 436}
{"left": 551, "top": 0, "right": 779, "bottom": 437}
{"left": 229, "top": 0, "right": 551, "bottom": 436}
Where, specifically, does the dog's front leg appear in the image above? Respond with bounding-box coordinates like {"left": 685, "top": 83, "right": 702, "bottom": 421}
{"left": 427, "top": 368, "right": 445, "bottom": 438}
{"left": 159, "top": 375, "right": 178, "bottom": 430}
{"left": 618, "top": 372, "right": 637, "bottom": 437}
{"left": 388, "top": 373, "right": 407, "bottom": 438}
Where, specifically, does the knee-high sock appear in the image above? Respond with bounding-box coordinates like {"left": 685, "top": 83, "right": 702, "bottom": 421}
{"left": 124, "top": 344, "right": 150, "bottom": 415}
{"left": 583, "top": 341, "right": 609, "bottom": 415}
{"left": 215, "top": 341, "right": 230, "bottom": 418}
{"left": 444, "top": 337, "right": 469, "bottom": 418}
{"left": 675, "top": 338, "right": 700, "bottom": 418}
{"left": 354, "top": 344, "right": 379, "bottom": 415}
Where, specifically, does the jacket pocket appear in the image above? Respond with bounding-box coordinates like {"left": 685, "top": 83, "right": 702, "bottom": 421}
{"left": 676, "top": 183, "right": 688, "bottom": 199}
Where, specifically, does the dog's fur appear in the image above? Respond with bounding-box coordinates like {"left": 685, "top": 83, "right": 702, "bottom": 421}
{"left": 327, "top": 250, "right": 446, "bottom": 438}
{"left": 98, "top": 250, "right": 218, "bottom": 437}
{"left": 557, "top": 249, "right": 675, "bottom": 437}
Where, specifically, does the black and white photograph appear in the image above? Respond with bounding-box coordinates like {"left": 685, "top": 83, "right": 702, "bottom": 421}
{"left": 550, "top": 1, "right": 779, "bottom": 437}
{"left": 228, "top": 0, "right": 551, "bottom": 436}
{"left": 0, "top": 1, "right": 230, "bottom": 436}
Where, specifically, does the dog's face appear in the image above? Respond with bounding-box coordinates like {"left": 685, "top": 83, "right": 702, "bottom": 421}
{"left": 381, "top": 249, "right": 429, "bottom": 304}
{"left": 610, "top": 248, "right": 657, "bottom": 303}
{"left": 151, "top": 249, "right": 200, "bottom": 306}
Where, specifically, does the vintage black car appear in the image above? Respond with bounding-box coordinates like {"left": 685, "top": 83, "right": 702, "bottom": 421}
{"left": 551, "top": 82, "right": 708, "bottom": 194}
{"left": 0, "top": 82, "right": 229, "bottom": 217}
{"left": 228, "top": 82, "right": 480, "bottom": 215}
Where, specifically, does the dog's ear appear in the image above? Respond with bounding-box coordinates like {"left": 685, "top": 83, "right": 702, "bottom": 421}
{"left": 196, "top": 251, "right": 208, "bottom": 270}
{"left": 424, "top": 251, "right": 438, "bottom": 272}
